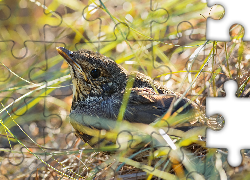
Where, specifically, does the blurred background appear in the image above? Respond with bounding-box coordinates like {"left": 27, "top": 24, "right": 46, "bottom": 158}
{"left": 2, "top": 0, "right": 250, "bottom": 179}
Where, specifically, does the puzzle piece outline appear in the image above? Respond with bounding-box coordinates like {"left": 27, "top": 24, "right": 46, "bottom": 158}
{"left": 0, "top": 1, "right": 243, "bottom": 179}
{"left": 206, "top": 80, "right": 250, "bottom": 167}
{"left": 206, "top": 0, "right": 250, "bottom": 41}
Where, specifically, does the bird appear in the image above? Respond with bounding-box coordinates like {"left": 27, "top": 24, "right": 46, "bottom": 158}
{"left": 56, "top": 47, "right": 203, "bottom": 144}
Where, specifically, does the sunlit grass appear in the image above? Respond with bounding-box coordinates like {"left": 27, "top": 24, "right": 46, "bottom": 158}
{"left": 1, "top": 0, "right": 250, "bottom": 179}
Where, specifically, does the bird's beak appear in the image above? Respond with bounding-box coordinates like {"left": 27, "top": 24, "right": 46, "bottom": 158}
{"left": 56, "top": 47, "right": 89, "bottom": 82}
{"left": 56, "top": 47, "right": 75, "bottom": 65}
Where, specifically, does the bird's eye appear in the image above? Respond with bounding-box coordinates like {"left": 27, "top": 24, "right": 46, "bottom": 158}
{"left": 69, "top": 51, "right": 74, "bottom": 58}
{"left": 90, "top": 69, "right": 101, "bottom": 79}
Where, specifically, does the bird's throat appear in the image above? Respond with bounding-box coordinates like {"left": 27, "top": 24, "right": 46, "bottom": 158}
{"left": 72, "top": 79, "right": 89, "bottom": 103}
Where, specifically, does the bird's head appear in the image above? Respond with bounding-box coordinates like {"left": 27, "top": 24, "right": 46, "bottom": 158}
{"left": 56, "top": 47, "right": 128, "bottom": 103}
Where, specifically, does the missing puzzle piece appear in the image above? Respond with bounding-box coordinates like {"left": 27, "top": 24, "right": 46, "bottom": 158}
{"left": 206, "top": 0, "right": 250, "bottom": 41}
{"left": 206, "top": 80, "right": 250, "bottom": 167}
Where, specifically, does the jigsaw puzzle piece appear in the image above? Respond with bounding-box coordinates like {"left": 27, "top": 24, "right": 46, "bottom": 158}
{"left": 80, "top": 1, "right": 130, "bottom": 51}
{"left": 124, "top": 0, "right": 169, "bottom": 41}
{"left": 75, "top": 21, "right": 130, "bottom": 56}
{"left": 150, "top": 22, "right": 208, "bottom": 96}
{"left": 0, "top": 1, "right": 61, "bottom": 59}
{"left": 114, "top": 128, "right": 186, "bottom": 179}
{"left": 115, "top": 129, "right": 184, "bottom": 174}
{"left": 160, "top": 0, "right": 207, "bottom": 41}
{"left": 167, "top": 20, "right": 206, "bottom": 55}
{"left": 0, "top": 90, "right": 71, "bottom": 172}
{"left": 81, "top": 0, "right": 168, "bottom": 42}
{"left": 0, "top": 0, "right": 65, "bottom": 87}
{"left": 0, "top": 83, "right": 66, "bottom": 130}
{"left": 0, "top": 96, "right": 31, "bottom": 137}
{"left": 0, "top": 3, "right": 68, "bottom": 140}
{"left": 208, "top": 147, "right": 242, "bottom": 178}
{"left": 206, "top": 0, "right": 250, "bottom": 41}
{"left": 206, "top": 80, "right": 250, "bottom": 167}
{"left": 123, "top": 0, "right": 207, "bottom": 41}
{"left": 165, "top": 21, "right": 207, "bottom": 97}
{"left": 29, "top": 1, "right": 65, "bottom": 84}
{"left": 201, "top": 40, "right": 250, "bottom": 98}
{"left": 187, "top": 32, "right": 249, "bottom": 98}
{"left": 82, "top": 2, "right": 114, "bottom": 40}
{"left": 81, "top": 3, "right": 109, "bottom": 51}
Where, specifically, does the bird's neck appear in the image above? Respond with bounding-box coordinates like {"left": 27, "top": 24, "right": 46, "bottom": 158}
{"left": 71, "top": 79, "right": 89, "bottom": 103}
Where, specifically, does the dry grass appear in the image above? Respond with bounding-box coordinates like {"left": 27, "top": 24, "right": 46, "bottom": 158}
{"left": 1, "top": 0, "right": 250, "bottom": 179}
